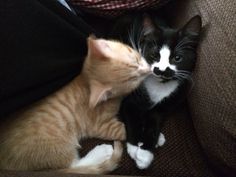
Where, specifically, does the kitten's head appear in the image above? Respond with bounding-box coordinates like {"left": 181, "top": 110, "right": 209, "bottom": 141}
{"left": 84, "top": 36, "right": 151, "bottom": 107}
{"left": 138, "top": 15, "right": 202, "bottom": 82}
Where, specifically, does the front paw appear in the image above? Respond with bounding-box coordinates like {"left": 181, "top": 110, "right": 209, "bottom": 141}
{"left": 85, "top": 144, "right": 113, "bottom": 164}
{"left": 127, "top": 143, "right": 154, "bottom": 169}
{"left": 127, "top": 143, "right": 138, "bottom": 159}
{"left": 155, "top": 133, "right": 166, "bottom": 148}
{"left": 136, "top": 148, "right": 154, "bottom": 169}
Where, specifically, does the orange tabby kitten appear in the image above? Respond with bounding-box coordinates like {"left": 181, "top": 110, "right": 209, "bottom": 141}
{"left": 0, "top": 36, "right": 150, "bottom": 174}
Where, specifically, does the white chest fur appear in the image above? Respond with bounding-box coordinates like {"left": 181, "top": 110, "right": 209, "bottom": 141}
{"left": 143, "top": 75, "right": 179, "bottom": 105}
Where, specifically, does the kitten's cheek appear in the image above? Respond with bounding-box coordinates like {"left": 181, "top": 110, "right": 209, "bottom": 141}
{"left": 138, "top": 57, "right": 150, "bottom": 74}
{"left": 138, "top": 64, "right": 151, "bottom": 75}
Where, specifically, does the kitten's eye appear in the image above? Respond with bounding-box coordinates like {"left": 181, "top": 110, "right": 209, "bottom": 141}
{"left": 174, "top": 55, "right": 182, "bottom": 62}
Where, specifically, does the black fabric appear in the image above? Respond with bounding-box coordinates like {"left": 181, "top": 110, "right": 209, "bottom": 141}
{"left": 0, "top": 0, "right": 95, "bottom": 118}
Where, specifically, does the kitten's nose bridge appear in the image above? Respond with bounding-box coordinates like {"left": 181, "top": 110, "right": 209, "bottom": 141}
{"left": 158, "top": 64, "right": 168, "bottom": 71}
{"left": 138, "top": 58, "right": 151, "bottom": 73}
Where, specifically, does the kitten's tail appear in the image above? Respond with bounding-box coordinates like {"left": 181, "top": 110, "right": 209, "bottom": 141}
{"left": 61, "top": 141, "right": 123, "bottom": 174}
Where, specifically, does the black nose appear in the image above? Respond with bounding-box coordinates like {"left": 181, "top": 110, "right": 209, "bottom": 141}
{"left": 153, "top": 67, "right": 162, "bottom": 75}
{"left": 153, "top": 67, "right": 174, "bottom": 78}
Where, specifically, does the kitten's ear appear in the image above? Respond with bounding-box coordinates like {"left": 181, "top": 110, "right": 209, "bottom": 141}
{"left": 89, "top": 80, "right": 112, "bottom": 108}
{"left": 181, "top": 15, "right": 202, "bottom": 35}
{"left": 87, "top": 36, "right": 111, "bottom": 59}
{"left": 142, "top": 13, "right": 156, "bottom": 36}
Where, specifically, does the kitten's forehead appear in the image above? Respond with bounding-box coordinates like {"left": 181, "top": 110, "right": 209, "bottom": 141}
{"left": 158, "top": 30, "right": 178, "bottom": 49}
{"left": 159, "top": 45, "right": 171, "bottom": 59}
{"left": 109, "top": 41, "right": 141, "bottom": 61}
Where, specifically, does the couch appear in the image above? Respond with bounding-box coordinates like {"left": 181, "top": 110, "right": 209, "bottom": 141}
{"left": 0, "top": 0, "right": 235, "bottom": 176}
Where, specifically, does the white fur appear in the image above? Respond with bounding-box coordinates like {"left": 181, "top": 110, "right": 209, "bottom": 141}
{"left": 127, "top": 143, "right": 139, "bottom": 160}
{"left": 127, "top": 143, "right": 154, "bottom": 169}
{"left": 151, "top": 45, "right": 176, "bottom": 72}
{"left": 144, "top": 75, "right": 179, "bottom": 105}
{"left": 70, "top": 144, "right": 113, "bottom": 167}
{"left": 136, "top": 147, "right": 154, "bottom": 169}
{"left": 155, "top": 133, "right": 166, "bottom": 148}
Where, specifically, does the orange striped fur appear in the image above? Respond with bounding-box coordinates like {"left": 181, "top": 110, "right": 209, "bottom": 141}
{"left": 0, "top": 37, "right": 150, "bottom": 174}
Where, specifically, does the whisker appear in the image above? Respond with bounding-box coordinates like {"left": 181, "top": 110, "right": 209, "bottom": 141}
{"left": 176, "top": 74, "right": 190, "bottom": 79}
{"left": 176, "top": 71, "right": 192, "bottom": 76}
{"left": 177, "top": 70, "right": 191, "bottom": 73}
{"left": 173, "top": 76, "right": 185, "bottom": 83}
{"left": 137, "top": 27, "right": 144, "bottom": 52}
{"left": 142, "top": 43, "right": 148, "bottom": 57}
{"left": 128, "top": 30, "right": 138, "bottom": 52}
{"left": 176, "top": 74, "right": 194, "bottom": 84}
{"left": 176, "top": 72, "right": 191, "bottom": 78}
{"left": 176, "top": 73, "right": 191, "bottom": 77}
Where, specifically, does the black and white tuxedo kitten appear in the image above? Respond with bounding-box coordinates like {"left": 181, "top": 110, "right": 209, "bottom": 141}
{"left": 109, "top": 14, "right": 202, "bottom": 169}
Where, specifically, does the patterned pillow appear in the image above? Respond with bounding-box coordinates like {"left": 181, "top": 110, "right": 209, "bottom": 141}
{"left": 70, "top": 0, "right": 170, "bottom": 17}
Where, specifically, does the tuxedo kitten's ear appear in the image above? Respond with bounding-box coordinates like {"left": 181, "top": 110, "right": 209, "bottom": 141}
{"left": 181, "top": 15, "right": 202, "bottom": 35}
{"left": 142, "top": 13, "right": 156, "bottom": 36}
{"left": 89, "top": 80, "right": 112, "bottom": 108}
{"left": 87, "top": 36, "right": 111, "bottom": 60}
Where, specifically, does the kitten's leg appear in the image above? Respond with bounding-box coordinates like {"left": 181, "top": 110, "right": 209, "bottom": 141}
{"left": 65, "top": 142, "right": 123, "bottom": 174}
{"left": 93, "top": 118, "right": 126, "bottom": 141}
{"left": 126, "top": 117, "right": 157, "bottom": 170}
{"left": 126, "top": 142, "right": 154, "bottom": 169}
{"left": 140, "top": 109, "right": 167, "bottom": 150}
{"left": 127, "top": 110, "right": 165, "bottom": 169}
{"left": 71, "top": 144, "right": 113, "bottom": 167}
{"left": 125, "top": 116, "right": 156, "bottom": 169}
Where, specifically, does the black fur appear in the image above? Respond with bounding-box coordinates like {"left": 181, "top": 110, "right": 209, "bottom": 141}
{"left": 109, "top": 13, "right": 202, "bottom": 152}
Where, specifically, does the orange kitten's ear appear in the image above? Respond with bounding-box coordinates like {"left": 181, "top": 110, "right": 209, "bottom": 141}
{"left": 87, "top": 37, "right": 111, "bottom": 59}
{"left": 89, "top": 80, "right": 112, "bottom": 108}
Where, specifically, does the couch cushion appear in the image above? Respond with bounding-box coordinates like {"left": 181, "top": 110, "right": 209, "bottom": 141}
{"left": 166, "top": 0, "right": 236, "bottom": 176}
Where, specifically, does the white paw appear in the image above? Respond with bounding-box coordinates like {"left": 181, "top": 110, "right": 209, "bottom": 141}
{"left": 127, "top": 143, "right": 138, "bottom": 160}
{"left": 127, "top": 143, "right": 154, "bottom": 169}
{"left": 75, "top": 144, "right": 113, "bottom": 167}
{"left": 135, "top": 148, "right": 154, "bottom": 169}
{"left": 155, "top": 133, "right": 166, "bottom": 148}
{"left": 87, "top": 144, "right": 113, "bottom": 162}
